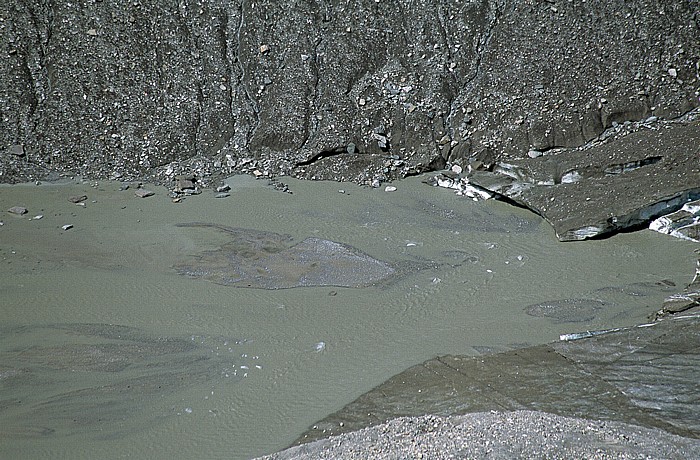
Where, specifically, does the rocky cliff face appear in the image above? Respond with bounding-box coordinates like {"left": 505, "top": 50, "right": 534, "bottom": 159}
{"left": 1, "top": 0, "right": 698, "bottom": 185}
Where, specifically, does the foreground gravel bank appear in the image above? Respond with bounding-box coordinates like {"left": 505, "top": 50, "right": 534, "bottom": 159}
{"left": 260, "top": 411, "right": 700, "bottom": 459}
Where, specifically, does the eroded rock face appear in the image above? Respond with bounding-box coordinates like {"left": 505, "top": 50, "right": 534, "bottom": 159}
{"left": 1, "top": 0, "right": 698, "bottom": 185}
{"left": 432, "top": 119, "right": 700, "bottom": 240}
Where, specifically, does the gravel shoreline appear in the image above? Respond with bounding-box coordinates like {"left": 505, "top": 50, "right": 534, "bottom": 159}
{"left": 260, "top": 411, "right": 700, "bottom": 459}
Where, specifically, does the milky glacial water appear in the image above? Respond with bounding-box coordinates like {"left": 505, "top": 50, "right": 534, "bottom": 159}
{"left": 0, "top": 175, "right": 696, "bottom": 459}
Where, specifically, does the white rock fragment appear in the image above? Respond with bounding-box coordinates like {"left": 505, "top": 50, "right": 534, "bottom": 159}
{"left": 62, "top": 224, "right": 73, "bottom": 231}
{"left": 7, "top": 206, "right": 27, "bottom": 215}
{"left": 134, "top": 189, "right": 154, "bottom": 198}
{"left": 385, "top": 185, "right": 397, "bottom": 192}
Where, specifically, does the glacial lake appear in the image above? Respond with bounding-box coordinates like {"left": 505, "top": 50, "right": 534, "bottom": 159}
{"left": 0, "top": 174, "right": 696, "bottom": 459}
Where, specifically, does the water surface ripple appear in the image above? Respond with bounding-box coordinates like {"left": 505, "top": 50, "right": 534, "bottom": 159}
{"left": 0, "top": 175, "right": 696, "bottom": 459}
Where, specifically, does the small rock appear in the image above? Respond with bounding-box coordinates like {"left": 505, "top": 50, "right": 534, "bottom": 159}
{"left": 528, "top": 150, "right": 543, "bottom": 158}
{"left": 371, "top": 179, "right": 381, "bottom": 188}
{"left": 8, "top": 144, "right": 25, "bottom": 157}
{"left": 62, "top": 224, "right": 73, "bottom": 231}
{"left": 134, "top": 189, "right": 154, "bottom": 198}
{"left": 253, "top": 170, "right": 264, "bottom": 177}
{"left": 259, "top": 44, "right": 270, "bottom": 54}
{"left": 175, "top": 174, "right": 196, "bottom": 191}
{"left": 346, "top": 142, "right": 356, "bottom": 154}
{"left": 385, "top": 186, "right": 397, "bottom": 192}
{"left": 8, "top": 206, "right": 27, "bottom": 215}
{"left": 87, "top": 28, "right": 97, "bottom": 36}
{"left": 68, "top": 195, "right": 88, "bottom": 203}
{"left": 668, "top": 68, "right": 677, "bottom": 78}
{"left": 32, "top": 215, "right": 43, "bottom": 220}
{"left": 216, "top": 184, "right": 231, "bottom": 193}
{"left": 214, "top": 193, "right": 230, "bottom": 199}
{"left": 450, "top": 164, "right": 463, "bottom": 174}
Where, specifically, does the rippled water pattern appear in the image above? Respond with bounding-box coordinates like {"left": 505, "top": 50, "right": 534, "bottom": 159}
{"left": 0, "top": 175, "right": 696, "bottom": 459}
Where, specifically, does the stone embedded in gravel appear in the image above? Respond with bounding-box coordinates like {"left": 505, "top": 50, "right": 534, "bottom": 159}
{"left": 7, "top": 206, "right": 27, "bottom": 215}
{"left": 8, "top": 145, "right": 25, "bottom": 157}
{"left": 68, "top": 195, "right": 88, "bottom": 203}
{"left": 134, "top": 189, "right": 154, "bottom": 198}
{"left": 175, "top": 174, "right": 196, "bottom": 191}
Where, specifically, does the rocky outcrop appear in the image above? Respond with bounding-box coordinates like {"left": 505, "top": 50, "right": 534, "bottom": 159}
{"left": 431, "top": 117, "right": 700, "bottom": 241}
{"left": 292, "top": 313, "right": 700, "bottom": 446}
{"left": 1, "top": 0, "right": 699, "bottom": 186}
{"left": 651, "top": 199, "right": 700, "bottom": 243}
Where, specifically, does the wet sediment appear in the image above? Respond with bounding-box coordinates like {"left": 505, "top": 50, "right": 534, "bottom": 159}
{"left": 288, "top": 311, "right": 700, "bottom": 450}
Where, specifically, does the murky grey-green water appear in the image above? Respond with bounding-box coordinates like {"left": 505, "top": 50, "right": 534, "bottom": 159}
{"left": 0, "top": 175, "right": 696, "bottom": 459}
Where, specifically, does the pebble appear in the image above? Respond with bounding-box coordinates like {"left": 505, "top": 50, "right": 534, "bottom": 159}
{"left": 62, "top": 224, "right": 73, "bottom": 231}
{"left": 134, "top": 189, "right": 154, "bottom": 198}
{"left": 8, "top": 206, "right": 27, "bottom": 215}
{"left": 214, "top": 192, "right": 230, "bottom": 198}
{"left": 68, "top": 195, "right": 88, "bottom": 203}
{"left": 385, "top": 186, "right": 397, "bottom": 192}
{"left": 32, "top": 215, "right": 43, "bottom": 220}
{"left": 9, "top": 145, "right": 25, "bottom": 156}
{"left": 216, "top": 184, "right": 231, "bottom": 193}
